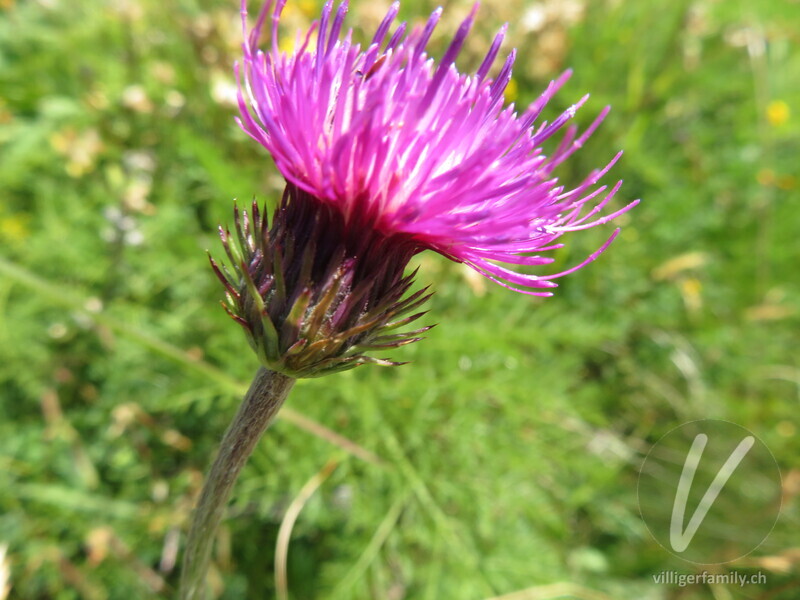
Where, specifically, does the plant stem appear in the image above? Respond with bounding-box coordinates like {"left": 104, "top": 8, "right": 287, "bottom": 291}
{"left": 179, "top": 367, "right": 295, "bottom": 600}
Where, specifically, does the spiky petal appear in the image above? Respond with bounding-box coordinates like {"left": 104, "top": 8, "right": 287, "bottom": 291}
{"left": 237, "top": 0, "right": 638, "bottom": 295}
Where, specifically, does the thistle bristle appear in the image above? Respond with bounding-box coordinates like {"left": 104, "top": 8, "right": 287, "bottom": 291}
{"left": 208, "top": 253, "right": 240, "bottom": 299}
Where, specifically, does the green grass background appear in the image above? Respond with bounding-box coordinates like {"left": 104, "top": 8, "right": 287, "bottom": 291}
{"left": 1, "top": 0, "right": 798, "bottom": 598}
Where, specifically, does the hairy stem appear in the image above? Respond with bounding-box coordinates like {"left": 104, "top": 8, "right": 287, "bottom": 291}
{"left": 179, "top": 367, "right": 295, "bottom": 600}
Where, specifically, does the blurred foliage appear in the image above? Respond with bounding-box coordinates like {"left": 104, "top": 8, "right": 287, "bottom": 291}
{"left": 1, "top": 0, "right": 799, "bottom": 598}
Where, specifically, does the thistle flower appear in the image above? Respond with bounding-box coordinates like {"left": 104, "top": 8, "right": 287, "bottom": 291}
{"left": 181, "top": 3, "right": 640, "bottom": 596}
{"left": 236, "top": 0, "right": 639, "bottom": 296}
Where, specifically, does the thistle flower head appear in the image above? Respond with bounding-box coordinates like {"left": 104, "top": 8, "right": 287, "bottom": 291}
{"left": 217, "top": 0, "right": 639, "bottom": 375}
{"left": 236, "top": 0, "right": 638, "bottom": 295}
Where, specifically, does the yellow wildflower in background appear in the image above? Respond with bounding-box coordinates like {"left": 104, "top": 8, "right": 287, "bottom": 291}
{"left": 766, "top": 100, "right": 790, "bottom": 126}
{"left": 0, "top": 214, "right": 30, "bottom": 242}
{"left": 49, "top": 128, "right": 104, "bottom": 177}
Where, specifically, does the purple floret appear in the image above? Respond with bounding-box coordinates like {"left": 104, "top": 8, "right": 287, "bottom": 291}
{"left": 237, "top": 0, "right": 638, "bottom": 295}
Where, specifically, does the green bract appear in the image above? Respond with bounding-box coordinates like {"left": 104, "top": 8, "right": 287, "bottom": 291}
{"left": 210, "top": 184, "right": 433, "bottom": 377}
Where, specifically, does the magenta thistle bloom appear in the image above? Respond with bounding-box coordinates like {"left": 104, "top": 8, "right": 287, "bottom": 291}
{"left": 236, "top": 0, "right": 638, "bottom": 295}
